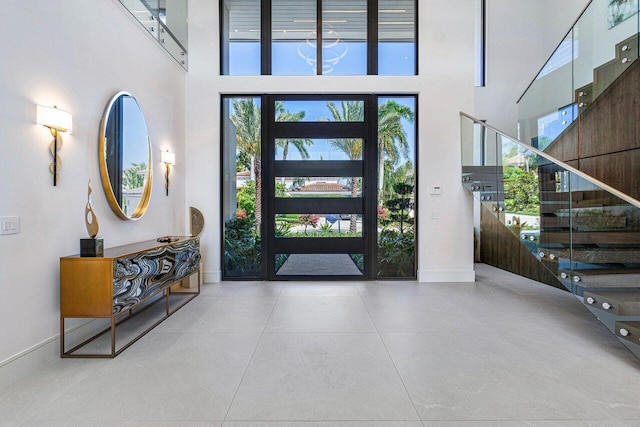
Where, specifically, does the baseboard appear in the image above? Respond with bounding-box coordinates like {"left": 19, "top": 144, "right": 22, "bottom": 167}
{"left": 0, "top": 319, "right": 106, "bottom": 390}
{"left": 204, "top": 270, "right": 222, "bottom": 283}
{"left": 418, "top": 269, "right": 476, "bottom": 283}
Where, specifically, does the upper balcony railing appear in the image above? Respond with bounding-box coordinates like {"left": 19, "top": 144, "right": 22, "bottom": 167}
{"left": 517, "top": 0, "right": 638, "bottom": 152}
{"left": 118, "top": 0, "right": 188, "bottom": 70}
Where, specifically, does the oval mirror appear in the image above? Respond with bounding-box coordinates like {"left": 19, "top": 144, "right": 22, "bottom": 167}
{"left": 99, "top": 92, "right": 153, "bottom": 220}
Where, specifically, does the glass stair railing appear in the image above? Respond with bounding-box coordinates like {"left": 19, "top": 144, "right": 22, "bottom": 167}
{"left": 517, "top": 0, "right": 639, "bottom": 152}
{"left": 461, "top": 112, "right": 640, "bottom": 359}
{"left": 118, "top": 0, "right": 188, "bottom": 70}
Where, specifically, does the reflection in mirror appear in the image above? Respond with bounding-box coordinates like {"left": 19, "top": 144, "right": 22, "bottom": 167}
{"left": 99, "top": 92, "right": 153, "bottom": 220}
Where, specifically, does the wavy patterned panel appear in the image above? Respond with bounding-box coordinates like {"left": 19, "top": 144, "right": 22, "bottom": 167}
{"left": 112, "top": 239, "right": 200, "bottom": 314}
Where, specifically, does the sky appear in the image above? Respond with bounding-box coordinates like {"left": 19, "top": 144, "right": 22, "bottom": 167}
{"left": 229, "top": 41, "right": 415, "bottom": 76}
{"left": 122, "top": 97, "right": 150, "bottom": 169}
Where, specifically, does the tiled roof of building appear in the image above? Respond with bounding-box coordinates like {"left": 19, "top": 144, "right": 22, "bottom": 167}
{"left": 291, "top": 182, "right": 349, "bottom": 192}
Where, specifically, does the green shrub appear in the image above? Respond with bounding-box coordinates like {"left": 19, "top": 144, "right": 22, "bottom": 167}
{"left": 378, "top": 230, "right": 414, "bottom": 277}
{"left": 224, "top": 215, "right": 261, "bottom": 277}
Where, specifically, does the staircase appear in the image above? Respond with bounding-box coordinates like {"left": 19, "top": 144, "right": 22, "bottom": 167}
{"left": 463, "top": 0, "right": 640, "bottom": 359}
{"left": 461, "top": 113, "right": 640, "bottom": 360}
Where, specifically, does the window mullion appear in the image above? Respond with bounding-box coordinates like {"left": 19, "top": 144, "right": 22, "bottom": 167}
{"left": 367, "top": 0, "right": 378, "bottom": 75}
{"left": 262, "top": 0, "right": 272, "bottom": 75}
{"left": 316, "top": 0, "right": 323, "bottom": 75}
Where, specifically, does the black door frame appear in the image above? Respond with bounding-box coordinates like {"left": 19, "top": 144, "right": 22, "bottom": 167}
{"left": 262, "top": 94, "right": 379, "bottom": 280}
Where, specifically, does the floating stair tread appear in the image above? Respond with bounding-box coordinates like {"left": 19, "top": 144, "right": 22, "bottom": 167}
{"left": 462, "top": 166, "right": 500, "bottom": 174}
{"left": 615, "top": 320, "right": 640, "bottom": 344}
{"left": 575, "top": 272, "right": 640, "bottom": 288}
{"left": 584, "top": 288, "right": 640, "bottom": 316}
{"left": 539, "top": 248, "right": 640, "bottom": 264}
{"left": 540, "top": 231, "right": 640, "bottom": 244}
{"left": 572, "top": 268, "right": 640, "bottom": 276}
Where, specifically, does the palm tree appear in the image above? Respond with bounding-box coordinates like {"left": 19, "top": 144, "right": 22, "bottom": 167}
{"left": 230, "top": 98, "right": 262, "bottom": 228}
{"left": 378, "top": 101, "right": 414, "bottom": 200}
{"left": 122, "top": 162, "right": 147, "bottom": 190}
{"left": 327, "top": 101, "right": 365, "bottom": 232}
{"left": 274, "top": 102, "right": 313, "bottom": 161}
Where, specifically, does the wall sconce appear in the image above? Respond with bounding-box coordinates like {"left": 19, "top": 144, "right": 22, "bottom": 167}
{"left": 36, "top": 105, "right": 72, "bottom": 186}
{"left": 161, "top": 150, "right": 175, "bottom": 196}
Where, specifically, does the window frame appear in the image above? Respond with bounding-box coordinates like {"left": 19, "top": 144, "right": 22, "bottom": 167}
{"left": 220, "top": 0, "right": 418, "bottom": 76}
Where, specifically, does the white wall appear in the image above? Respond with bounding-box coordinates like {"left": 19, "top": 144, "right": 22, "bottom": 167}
{"left": 0, "top": 0, "right": 186, "bottom": 370}
{"left": 475, "top": 0, "right": 589, "bottom": 134}
{"left": 186, "top": 0, "right": 477, "bottom": 283}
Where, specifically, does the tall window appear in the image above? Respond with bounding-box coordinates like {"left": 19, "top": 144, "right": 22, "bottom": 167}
{"left": 378, "top": 0, "right": 416, "bottom": 75}
{"left": 221, "top": 0, "right": 417, "bottom": 75}
{"left": 221, "top": 94, "right": 417, "bottom": 280}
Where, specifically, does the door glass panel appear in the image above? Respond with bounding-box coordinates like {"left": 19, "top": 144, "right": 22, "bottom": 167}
{"left": 275, "top": 214, "right": 363, "bottom": 237}
{"left": 276, "top": 100, "right": 365, "bottom": 122}
{"left": 275, "top": 138, "right": 363, "bottom": 160}
{"left": 275, "top": 177, "right": 362, "bottom": 197}
{"left": 272, "top": 0, "right": 317, "bottom": 75}
{"left": 222, "top": 97, "right": 262, "bottom": 278}
{"left": 275, "top": 253, "right": 364, "bottom": 275}
{"left": 377, "top": 96, "right": 416, "bottom": 278}
{"left": 321, "top": 0, "right": 367, "bottom": 75}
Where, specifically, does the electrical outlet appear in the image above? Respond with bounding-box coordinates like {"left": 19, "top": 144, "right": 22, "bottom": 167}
{"left": 1, "top": 216, "right": 20, "bottom": 235}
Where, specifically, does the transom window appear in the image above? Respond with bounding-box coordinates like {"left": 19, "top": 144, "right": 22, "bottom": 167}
{"left": 220, "top": 0, "right": 417, "bottom": 75}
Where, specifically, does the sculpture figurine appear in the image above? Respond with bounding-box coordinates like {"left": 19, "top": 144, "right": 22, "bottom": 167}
{"left": 85, "top": 180, "right": 99, "bottom": 238}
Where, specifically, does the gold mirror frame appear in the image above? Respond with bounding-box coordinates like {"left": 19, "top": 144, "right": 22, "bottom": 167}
{"left": 98, "top": 91, "right": 153, "bottom": 221}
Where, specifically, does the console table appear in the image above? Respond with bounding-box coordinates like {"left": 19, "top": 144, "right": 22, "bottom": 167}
{"left": 60, "top": 237, "right": 200, "bottom": 358}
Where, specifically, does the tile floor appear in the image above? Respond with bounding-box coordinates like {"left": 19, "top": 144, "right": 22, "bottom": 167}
{"left": 2, "top": 264, "right": 640, "bottom": 426}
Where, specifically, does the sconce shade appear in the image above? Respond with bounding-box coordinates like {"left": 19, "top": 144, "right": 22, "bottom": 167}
{"left": 161, "top": 151, "right": 176, "bottom": 165}
{"left": 36, "top": 105, "right": 73, "bottom": 133}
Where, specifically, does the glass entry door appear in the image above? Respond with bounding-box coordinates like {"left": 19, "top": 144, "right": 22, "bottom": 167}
{"left": 264, "top": 95, "right": 378, "bottom": 279}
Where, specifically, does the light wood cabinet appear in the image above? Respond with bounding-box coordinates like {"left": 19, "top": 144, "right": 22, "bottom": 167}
{"left": 60, "top": 237, "right": 200, "bottom": 357}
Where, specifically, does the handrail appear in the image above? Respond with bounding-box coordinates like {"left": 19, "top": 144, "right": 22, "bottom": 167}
{"left": 516, "top": 0, "right": 594, "bottom": 103}
{"left": 460, "top": 111, "right": 640, "bottom": 209}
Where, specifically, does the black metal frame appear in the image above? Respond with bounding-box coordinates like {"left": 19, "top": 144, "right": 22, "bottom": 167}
{"left": 220, "top": 0, "right": 418, "bottom": 76}
{"left": 221, "top": 94, "right": 418, "bottom": 281}
{"left": 264, "top": 94, "right": 377, "bottom": 280}
{"left": 476, "top": 0, "right": 486, "bottom": 87}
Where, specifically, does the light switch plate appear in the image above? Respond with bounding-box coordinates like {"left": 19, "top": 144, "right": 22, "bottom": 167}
{"left": 429, "top": 186, "right": 442, "bottom": 195}
{"left": 1, "top": 216, "right": 20, "bottom": 235}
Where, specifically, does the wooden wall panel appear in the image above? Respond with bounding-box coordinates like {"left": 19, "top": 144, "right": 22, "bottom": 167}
{"left": 479, "top": 204, "right": 565, "bottom": 290}
{"left": 580, "top": 149, "right": 640, "bottom": 200}
{"left": 542, "top": 59, "right": 640, "bottom": 201}
{"left": 579, "top": 59, "right": 640, "bottom": 158}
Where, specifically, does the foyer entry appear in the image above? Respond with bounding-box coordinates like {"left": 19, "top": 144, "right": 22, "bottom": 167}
{"left": 221, "top": 94, "right": 417, "bottom": 281}
{"left": 264, "top": 95, "right": 377, "bottom": 280}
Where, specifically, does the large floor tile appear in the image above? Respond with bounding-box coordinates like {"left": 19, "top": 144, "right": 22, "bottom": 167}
{"left": 362, "top": 295, "right": 481, "bottom": 333}
{"left": 265, "top": 296, "right": 376, "bottom": 333}
{"left": 226, "top": 333, "right": 419, "bottom": 421}
{"left": 0, "top": 358, "right": 102, "bottom": 424}
{"left": 223, "top": 422, "right": 424, "bottom": 427}
{"left": 421, "top": 422, "right": 639, "bottom": 426}
{"left": 201, "top": 282, "right": 283, "bottom": 297}
{"left": 382, "top": 331, "right": 639, "bottom": 421}
{"left": 28, "top": 333, "right": 260, "bottom": 422}
{"left": 156, "top": 296, "right": 277, "bottom": 333}
{"left": 280, "top": 282, "right": 362, "bottom": 296}
{"left": 22, "top": 422, "right": 223, "bottom": 427}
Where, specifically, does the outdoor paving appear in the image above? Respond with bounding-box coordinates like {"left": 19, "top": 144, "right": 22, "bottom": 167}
{"left": 276, "top": 253, "right": 363, "bottom": 276}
